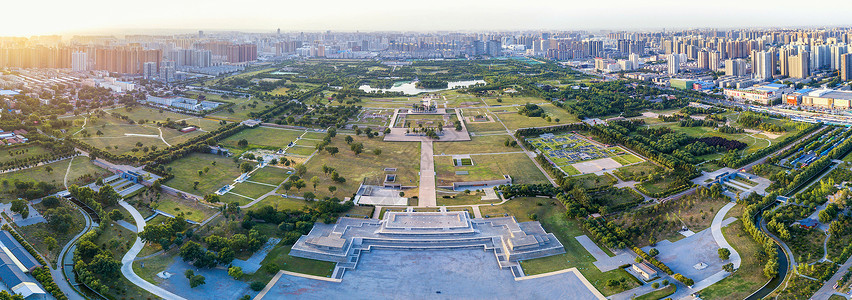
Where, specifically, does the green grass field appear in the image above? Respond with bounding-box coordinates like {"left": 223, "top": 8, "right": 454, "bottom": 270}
{"left": 241, "top": 244, "right": 336, "bottom": 284}
{"left": 0, "top": 157, "right": 109, "bottom": 202}
{"left": 135, "top": 192, "right": 217, "bottom": 223}
{"left": 211, "top": 99, "right": 274, "bottom": 120}
{"left": 433, "top": 134, "right": 516, "bottom": 155}
{"left": 229, "top": 181, "right": 276, "bottom": 199}
{"left": 164, "top": 153, "right": 251, "bottom": 196}
{"left": 107, "top": 106, "right": 193, "bottom": 123}
{"left": 249, "top": 167, "right": 290, "bottom": 185}
{"left": 434, "top": 153, "right": 548, "bottom": 185}
{"left": 248, "top": 195, "right": 311, "bottom": 212}
{"left": 220, "top": 127, "right": 305, "bottom": 150}
{"left": 492, "top": 103, "right": 579, "bottom": 130}
{"left": 302, "top": 135, "right": 420, "bottom": 199}
{"left": 480, "top": 197, "right": 641, "bottom": 296}
{"left": 0, "top": 144, "right": 52, "bottom": 164}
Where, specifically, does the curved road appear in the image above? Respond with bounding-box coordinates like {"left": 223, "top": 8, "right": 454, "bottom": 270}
{"left": 712, "top": 202, "right": 742, "bottom": 269}
{"left": 49, "top": 201, "right": 92, "bottom": 300}
{"left": 119, "top": 200, "right": 187, "bottom": 300}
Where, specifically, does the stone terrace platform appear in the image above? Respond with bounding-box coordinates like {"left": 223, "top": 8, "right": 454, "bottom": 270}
{"left": 289, "top": 211, "right": 565, "bottom": 279}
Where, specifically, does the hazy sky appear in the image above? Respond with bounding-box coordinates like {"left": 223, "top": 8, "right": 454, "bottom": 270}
{"left": 3, "top": 0, "right": 852, "bottom": 36}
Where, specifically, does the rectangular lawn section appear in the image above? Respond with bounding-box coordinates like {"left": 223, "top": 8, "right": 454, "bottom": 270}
{"left": 433, "top": 134, "right": 517, "bottom": 155}
{"left": 211, "top": 99, "right": 274, "bottom": 120}
{"left": 229, "top": 181, "right": 276, "bottom": 200}
{"left": 301, "top": 135, "right": 420, "bottom": 200}
{"left": 248, "top": 196, "right": 311, "bottom": 211}
{"left": 480, "top": 197, "right": 641, "bottom": 296}
{"left": 492, "top": 103, "right": 579, "bottom": 130}
{"left": 434, "top": 153, "right": 548, "bottom": 186}
{"left": 0, "top": 144, "right": 52, "bottom": 164}
{"left": 286, "top": 146, "right": 316, "bottom": 156}
{"left": 133, "top": 192, "right": 217, "bottom": 223}
{"left": 107, "top": 106, "right": 192, "bottom": 123}
{"left": 249, "top": 167, "right": 290, "bottom": 185}
{"left": 164, "top": 153, "right": 250, "bottom": 196}
{"left": 220, "top": 127, "right": 304, "bottom": 150}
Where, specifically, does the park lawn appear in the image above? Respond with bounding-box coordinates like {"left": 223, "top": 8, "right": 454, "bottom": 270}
{"left": 493, "top": 103, "right": 580, "bottom": 130}
{"left": 107, "top": 106, "right": 191, "bottom": 123}
{"left": 463, "top": 112, "right": 508, "bottom": 133}
{"left": 286, "top": 146, "right": 316, "bottom": 156}
{"left": 434, "top": 153, "right": 548, "bottom": 185}
{"left": 343, "top": 205, "right": 375, "bottom": 218}
{"left": 211, "top": 99, "right": 274, "bottom": 120}
{"left": 18, "top": 201, "right": 86, "bottom": 267}
{"left": 574, "top": 174, "right": 617, "bottom": 189}
{"left": 0, "top": 144, "right": 52, "bottom": 164}
{"left": 639, "top": 176, "right": 681, "bottom": 195}
{"left": 249, "top": 196, "right": 311, "bottom": 212}
{"left": 481, "top": 197, "right": 640, "bottom": 296}
{"left": 147, "top": 193, "right": 216, "bottom": 223}
{"left": 635, "top": 285, "right": 676, "bottom": 300}
{"left": 242, "top": 244, "right": 336, "bottom": 284}
{"left": 92, "top": 209, "right": 136, "bottom": 259}
{"left": 302, "top": 136, "right": 420, "bottom": 200}
{"left": 164, "top": 153, "right": 250, "bottom": 196}
{"left": 436, "top": 190, "right": 495, "bottom": 206}
{"left": 433, "top": 134, "right": 516, "bottom": 155}
{"left": 661, "top": 124, "right": 785, "bottom": 156}
{"left": 133, "top": 250, "right": 178, "bottom": 284}
{"left": 560, "top": 164, "right": 581, "bottom": 175}
{"left": 610, "top": 155, "right": 631, "bottom": 165}
{"left": 160, "top": 126, "right": 206, "bottom": 145}
{"left": 182, "top": 117, "right": 225, "bottom": 132}
{"left": 481, "top": 95, "right": 548, "bottom": 106}
{"left": 301, "top": 131, "right": 327, "bottom": 140}
{"left": 250, "top": 167, "right": 290, "bottom": 185}
{"left": 229, "top": 181, "right": 276, "bottom": 200}
{"left": 613, "top": 161, "right": 660, "bottom": 181}
{"left": 220, "top": 127, "right": 304, "bottom": 150}
{"left": 614, "top": 194, "right": 729, "bottom": 247}
{"left": 0, "top": 158, "right": 109, "bottom": 202}
{"left": 699, "top": 219, "right": 767, "bottom": 300}
{"left": 219, "top": 193, "right": 253, "bottom": 206}
{"left": 618, "top": 154, "right": 643, "bottom": 164}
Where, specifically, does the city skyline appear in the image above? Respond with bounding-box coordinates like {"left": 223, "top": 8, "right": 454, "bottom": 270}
{"left": 3, "top": 0, "right": 852, "bottom": 36}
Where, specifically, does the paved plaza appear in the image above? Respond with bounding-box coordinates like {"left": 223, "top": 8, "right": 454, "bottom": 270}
{"left": 572, "top": 157, "right": 623, "bottom": 174}
{"left": 259, "top": 249, "right": 604, "bottom": 299}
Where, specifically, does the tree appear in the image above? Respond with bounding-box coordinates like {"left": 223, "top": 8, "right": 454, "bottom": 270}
{"left": 193, "top": 181, "right": 200, "bottom": 190}
{"left": 190, "top": 275, "right": 206, "bottom": 288}
{"left": 344, "top": 136, "right": 353, "bottom": 144}
{"left": 718, "top": 248, "right": 731, "bottom": 260}
{"left": 204, "top": 194, "right": 220, "bottom": 203}
{"left": 294, "top": 180, "right": 306, "bottom": 191}
{"left": 723, "top": 263, "right": 734, "bottom": 273}
{"left": 180, "top": 241, "right": 204, "bottom": 262}
{"left": 328, "top": 186, "right": 337, "bottom": 195}
{"left": 373, "top": 149, "right": 382, "bottom": 156}
{"left": 96, "top": 185, "right": 121, "bottom": 207}
{"left": 648, "top": 248, "right": 659, "bottom": 256}
{"left": 228, "top": 266, "right": 243, "bottom": 279}
{"left": 240, "top": 162, "right": 253, "bottom": 173}
{"left": 45, "top": 237, "right": 57, "bottom": 251}
{"left": 350, "top": 142, "right": 364, "bottom": 155}
{"left": 42, "top": 196, "right": 60, "bottom": 208}
{"left": 45, "top": 166, "right": 53, "bottom": 173}
{"left": 295, "top": 164, "right": 307, "bottom": 177}
{"left": 218, "top": 247, "right": 235, "bottom": 265}
{"left": 108, "top": 209, "right": 124, "bottom": 221}
{"left": 303, "top": 192, "right": 316, "bottom": 202}
{"left": 310, "top": 176, "right": 319, "bottom": 190}
{"left": 325, "top": 147, "right": 339, "bottom": 156}
{"left": 237, "top": 139, "right": 249, "bottom": 148}
{"left": 10, "top": 200, "right": 28, "bottom": 218}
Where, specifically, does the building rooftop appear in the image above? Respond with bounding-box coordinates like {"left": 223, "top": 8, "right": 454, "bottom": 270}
{"left": 808, "top": 90, "right": 852, "bottom": 100}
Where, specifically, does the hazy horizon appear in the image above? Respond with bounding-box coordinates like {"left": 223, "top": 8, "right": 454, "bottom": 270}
{"left": 2, "top": 0, "right": 852, "bottom": 37}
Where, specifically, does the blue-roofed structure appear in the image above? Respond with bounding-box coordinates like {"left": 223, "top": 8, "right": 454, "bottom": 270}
{"left": 0, "top": 231, "right": 45, "bottom": 299}
{"left": 0, "top": 231, "right": 41, "bottom": 272}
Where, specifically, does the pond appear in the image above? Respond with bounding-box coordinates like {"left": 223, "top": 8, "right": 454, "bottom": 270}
{"left": 358, "top": 80, "right": 486, "bottom": 95}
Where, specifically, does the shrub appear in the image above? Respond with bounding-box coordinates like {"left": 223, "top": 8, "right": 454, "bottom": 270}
{"left": 250, "top": 281, "right": 266, "bottom": 291}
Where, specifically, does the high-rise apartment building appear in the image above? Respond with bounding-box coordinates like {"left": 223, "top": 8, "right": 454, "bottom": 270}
{"left": 667, "top": 53, "right": 680, "bottom": 74}
{"left": 709, "top": 51, "right": 721, "bottom": 71}
{"left": 789, "top": 50, "right": 811, "bottom": 79}
{"left": 71, "top": 51, "right": 88, "bottom": 71}
{"left": 840, "top": 53, "right": 852, "bottom": 82}
{"left": 725, "top": 59, "right": 747, "bottom": 77}
{"left": 753, "top": 51, "right": 773, "bottom": 81}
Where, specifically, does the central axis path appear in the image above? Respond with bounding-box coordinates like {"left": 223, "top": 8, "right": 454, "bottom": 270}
{"left": 418, "top": 141, "right": 437, "bottom": 207}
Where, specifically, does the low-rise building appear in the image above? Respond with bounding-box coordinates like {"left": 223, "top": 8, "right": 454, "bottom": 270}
{"left": 800, "top": 89, "right": 852, "bottom": 109}
{"left": 724, "top": 83, "right": 791, "bottom": 105}
{"left": 632, "top": 262, "right": 658, "bottom": 281}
